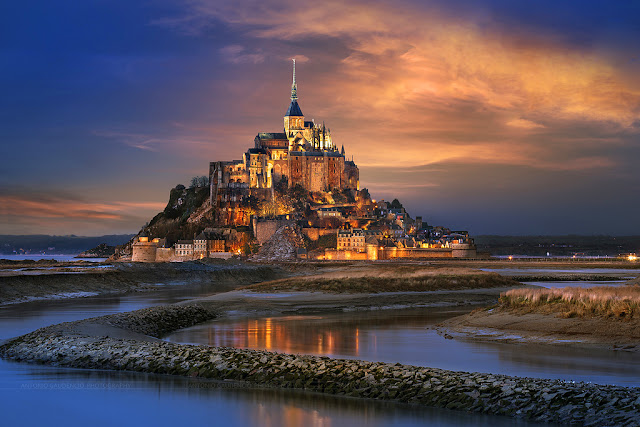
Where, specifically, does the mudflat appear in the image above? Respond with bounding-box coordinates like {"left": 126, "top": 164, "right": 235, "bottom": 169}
{"left": 439, "top": 307, "right": 640, "bottom": 352}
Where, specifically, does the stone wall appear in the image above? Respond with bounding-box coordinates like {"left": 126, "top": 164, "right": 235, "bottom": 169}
{"left": 324, "top": 249, "right": 367, "bottom": 260}
{"left": 301, "top": 228, "right": 337, "bottom": 241}
{"left": 155, "top": 248, "right": 174, "bottom": 262}
{"left": 2, "top": 304, "right": 639, "bottom": 426}
{"left": 380, "top": 247, "right": 453, "bottom": 260}
{"left": 254, "top": 219, "right": 292, "bottom": 245}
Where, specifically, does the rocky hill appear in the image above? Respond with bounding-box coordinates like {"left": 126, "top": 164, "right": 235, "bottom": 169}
{"left": 112, "top": 185, "right": 214, "bottom": 260}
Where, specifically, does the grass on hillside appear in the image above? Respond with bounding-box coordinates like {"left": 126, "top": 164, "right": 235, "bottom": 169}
{"left": 242, "top": 273, "right": 520, "bottom": 294}
{"left": 499, "top": 285, "right": 640, "bottom": 319}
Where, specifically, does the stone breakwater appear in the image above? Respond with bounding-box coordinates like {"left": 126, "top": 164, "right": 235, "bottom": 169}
{"left": 1, "top": 305, "right": 639, "bottom": 426}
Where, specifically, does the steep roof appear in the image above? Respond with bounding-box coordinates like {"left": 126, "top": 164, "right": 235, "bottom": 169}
{"left": 285, "top": 100, "right": 303, "bottom": 117}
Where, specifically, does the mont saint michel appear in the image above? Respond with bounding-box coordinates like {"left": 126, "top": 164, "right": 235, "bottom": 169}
{"left": 2, "top": 2, "right": 640, "bottom": 426}
{"left": 126, "top": 60, "right": 476, "bottom": 263}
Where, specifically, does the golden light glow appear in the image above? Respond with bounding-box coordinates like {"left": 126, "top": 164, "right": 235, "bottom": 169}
{"left": 628, "top": 254, "right": 637, "bottom": 262}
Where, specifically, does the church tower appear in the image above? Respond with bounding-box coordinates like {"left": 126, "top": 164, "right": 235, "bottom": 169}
{"left": 284, "top": 59, "right": 304, "bottom": 146}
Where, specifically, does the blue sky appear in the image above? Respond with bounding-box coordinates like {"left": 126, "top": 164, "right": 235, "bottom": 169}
{"left": 1, "top": 0, "right": 639, "bottom": 235}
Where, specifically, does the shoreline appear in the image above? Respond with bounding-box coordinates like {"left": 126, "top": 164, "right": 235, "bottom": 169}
{"left": 1, "top": 302, "right": 638, "bottom": 425}
{"left": 0, "top": 262, "right": 285, "bottom": 306}
{"left": 1, "top": 258, "right": 637, "bottom": 306}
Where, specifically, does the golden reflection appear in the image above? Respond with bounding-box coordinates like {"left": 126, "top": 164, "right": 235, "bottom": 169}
{"left": 265, "top": 318, "right": 273, "bottom": 350}
{"left": 214, "top": 316, "right": 370, "bottom": 356}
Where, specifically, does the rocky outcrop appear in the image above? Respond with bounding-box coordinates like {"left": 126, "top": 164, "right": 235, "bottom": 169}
{"left": 1, "top": 304, "right": 638, "bottom": 426}
{"left": 251, "top": 225, "right": 305, "bottom": 262}
{"left": 76, "top": 243, "right": 115, "bottom": 258}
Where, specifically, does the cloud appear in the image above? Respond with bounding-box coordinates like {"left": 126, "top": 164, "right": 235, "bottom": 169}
{"left": 0, "top": 190, "right": 165, "bottom": 223}
{"left": 179, "top": 0, "right": 640, "bottom": 124}
{"left": 219, "top": 45, "right": 266, "bottom": 64}
{"left": 149, "top": 0, "right": 640, "bottom": 180}
{"left": 506, "top": 118, "right": 545, "bottom": 129}
{"left": 93, "top": 130, "right": 210, "bottom": 153}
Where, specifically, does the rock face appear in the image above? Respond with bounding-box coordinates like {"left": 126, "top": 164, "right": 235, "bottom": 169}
{"left": 1, "top": 304, "right": 639, "bottom": 426}
{"left": 251, "top": 225, "right": 304, "bottom": 262}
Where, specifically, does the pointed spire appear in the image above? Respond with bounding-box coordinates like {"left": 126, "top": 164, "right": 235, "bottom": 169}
{"left": 341, "top": 145, "right": 345, "bottom": 155}
{"left": 291, "top": 58, "right": 297, "bottom": 101}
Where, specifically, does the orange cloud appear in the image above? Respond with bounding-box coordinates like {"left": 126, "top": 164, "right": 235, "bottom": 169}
{"left": 175, "top": 0, "right": 640, "bottom": 173}
{"left": 506, "top": 118, "right": 545, "bottom": 129}
{"left": 0, "top": 195, "right": 165, "bottom": 221}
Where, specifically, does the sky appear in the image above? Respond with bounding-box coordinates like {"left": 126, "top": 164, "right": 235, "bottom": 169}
{"left": 1, "top": 0, "right": 639, "bottom": 236}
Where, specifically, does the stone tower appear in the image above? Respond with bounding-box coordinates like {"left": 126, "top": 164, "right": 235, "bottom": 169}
{"left": 284, "top": 59, "right": 305, "bottom": 149}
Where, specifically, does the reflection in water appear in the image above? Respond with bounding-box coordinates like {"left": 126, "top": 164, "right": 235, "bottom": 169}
{"left": 524, "top": 280, "right": 627, "bottom": 289}
{"left": 166, "top": 307, "right": 640, "bottom": 387}
{"left": 0, "top": 359, "right": 533, "bottom": 427}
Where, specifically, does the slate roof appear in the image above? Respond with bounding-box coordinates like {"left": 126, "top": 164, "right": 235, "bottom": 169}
{"left": 257, "top": 132, "right": 287, "bottom": 140}
{"left": 285, "top": 100, "right": 303, "bottom": 117}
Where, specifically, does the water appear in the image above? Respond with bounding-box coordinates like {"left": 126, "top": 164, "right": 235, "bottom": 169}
{"left": 0, "top": 359, "right": 528, "bottom": 427}
{"left": 0, "top": 266, "right": 633, "bottom": 426}
{"left": 165, "top": 307, "right": 640, "bottom": 387}
{"left": 524, "top": 280, "right": 628, "bottom": 289}
{"left": 0, "top": 285, "right": 539, "bottom": 426}
{"left": 480, "top": 267, "right": 640, "bottom": 276}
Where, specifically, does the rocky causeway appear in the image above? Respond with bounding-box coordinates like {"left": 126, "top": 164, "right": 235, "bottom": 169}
{"left": 1, "top": 303, "right": 639, "bottom": 426}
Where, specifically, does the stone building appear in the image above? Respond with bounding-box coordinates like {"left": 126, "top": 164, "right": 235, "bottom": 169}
{"left": 193, "top": 233, "right": 208, "bottom": 258}
{"left": 175, "top": 241, "right": 194, "bottom": 257}
{"left": 210, "top": 60, "right": 359, "bottom": 214}
{"left": 337, "top": 228, "right": 366, "bottom": 252}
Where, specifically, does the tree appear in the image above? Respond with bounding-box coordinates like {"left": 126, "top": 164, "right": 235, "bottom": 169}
{"left": 274, "top": 176, "right": 289, "bottom": 195}
{"left": 288, "top": 184, "right": 309, "bottom": 211}
{"left": 390, "top": 198, "right": 403, "bottom": 209}
{"left": 331, "top": 188, "right": 347, "bottom": 204}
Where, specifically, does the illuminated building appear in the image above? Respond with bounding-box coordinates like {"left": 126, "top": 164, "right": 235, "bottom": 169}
{"left": 210, "top": 60, "right": 360, "bottom": 217}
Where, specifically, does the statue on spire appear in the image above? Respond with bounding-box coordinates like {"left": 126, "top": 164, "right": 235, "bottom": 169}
{"left": 291, "top": 58, "right": 298, "bottom": 101}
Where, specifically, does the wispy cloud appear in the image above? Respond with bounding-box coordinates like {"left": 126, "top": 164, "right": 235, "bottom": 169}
{"left": 506, "top": 118, "right": 545, "bottom": 129}
{"left": 0, "top": 190, "right": 165, "bottom": 222}
{"left": 93, "top": 130, "right": 210, "bottom": 153}
{"left": 219, "top": 45, "right": 266, "bottom": 64}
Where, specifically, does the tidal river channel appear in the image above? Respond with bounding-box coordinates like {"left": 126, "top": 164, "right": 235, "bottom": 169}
{"left": 1, "top": 268, "right": 638, "bottom": 426}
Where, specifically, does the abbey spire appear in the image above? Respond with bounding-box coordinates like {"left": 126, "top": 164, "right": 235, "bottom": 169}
{"left": 284, "top": 58, "right": 304, "bottom": 138}
{"left": 291, "top": 58, "right": 297, "bottom": 101}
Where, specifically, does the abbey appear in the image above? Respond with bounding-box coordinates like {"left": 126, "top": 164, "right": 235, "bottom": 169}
{"left": 210, "top": 60, "right": 359, "bottom": 210}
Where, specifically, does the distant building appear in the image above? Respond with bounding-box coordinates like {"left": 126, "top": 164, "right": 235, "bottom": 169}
{"left": 175, "top": 240, "right": 194, "bottom": 257}
{"left": 193, "top": 233, "right": 207, "bottom": 258}
{"left": 337, "top": 228, "right": 365, "bottom": 252}
{"left": 316, "top": 207, "right": 343, "bottom": 219}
